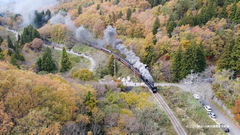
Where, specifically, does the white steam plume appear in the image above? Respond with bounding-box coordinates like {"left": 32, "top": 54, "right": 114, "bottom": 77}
{"left": 75, "top": 25, "right": 154, "bottom": 83}
{"left": 50, "top": 11, "right": 76, "bottom": 30}
{"left": 12, "top": 5, "right": 154, "bottom": 83}
{"left": 104, "top": 26, "right": 154, "bottom": 83}
{"left": 0, "top": 0, "right": 58, "bottom": 26}
{"left": 75, "top": 26, "right": 98, "bottom": 45}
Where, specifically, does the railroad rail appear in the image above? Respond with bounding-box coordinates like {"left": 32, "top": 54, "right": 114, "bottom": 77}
{"left": 153, "top": 93, "right": 187, "bottom": 135}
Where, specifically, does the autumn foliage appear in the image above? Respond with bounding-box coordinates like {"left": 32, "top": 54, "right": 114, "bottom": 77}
{"left": 232, "top": 100, "right": 240, "bottom": 122}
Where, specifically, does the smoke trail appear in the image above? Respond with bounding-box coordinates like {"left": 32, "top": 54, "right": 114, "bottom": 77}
{"left": 50, "top": 11, "right": 76, "bottom": 31}
{"left": 33, "top": 11, "right": 153, "bottom": 82}
{"left": 0, "top": 0, "right": 58, "bottom": 26}
{"left": 75, "top": 25, "right": 154, "bottom": 83}
{"left": 104, "top": 26, "right": 154, "bottom": 83}
{"left": 75, "top": 26, "right": 98, "bottom": 45}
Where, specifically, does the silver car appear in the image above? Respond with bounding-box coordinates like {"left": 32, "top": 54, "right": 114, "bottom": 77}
{"left": 208, "top": 112, "right": 216, "bottom": 118}
{"left": 204, "top": 105, "right": 212, "bottom": 111}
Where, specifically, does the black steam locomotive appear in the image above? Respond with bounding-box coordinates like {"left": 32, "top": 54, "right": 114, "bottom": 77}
{"left": 88, "top": 44, "right": 157, "bottom": 93}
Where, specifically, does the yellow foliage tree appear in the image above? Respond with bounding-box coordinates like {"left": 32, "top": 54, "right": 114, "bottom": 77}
{"left": 180, "top": 39, "right": 191, "bottom": 50}
{"left": 50, "top": 24, "right": 67, "bottom": 44}
{"left": 72, "top": 68, "right": 93, "bottom": 81}
{"left": 0, "top": 102, "right": 14, "bottom": 134}
{"left": 0, "top": 62, "right": 80, "bottom": 122}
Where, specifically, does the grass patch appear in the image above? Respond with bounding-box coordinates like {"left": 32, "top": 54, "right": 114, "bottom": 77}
{"left": 159, "top": 86, "right": 225, "bottom": 135}
{"left": 70, "top": 55, "right": 80, "bottom": 63}
{"left": 72, "top": 43, "right": 95, "bottom": 54}
{"left": 51, "top": 49, "right": 90, "bottom": 69}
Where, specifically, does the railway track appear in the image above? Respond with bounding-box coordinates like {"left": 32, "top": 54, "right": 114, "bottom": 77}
{"left": 153, "top": 93, "right": 187, "bottom": 135}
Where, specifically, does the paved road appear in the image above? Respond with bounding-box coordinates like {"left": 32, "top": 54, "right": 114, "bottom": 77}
{"left": 165, "top": 83, "right": 240, "bottom": 135}
{"left": 125, "top": 81, "right": 240, "bottom": 135}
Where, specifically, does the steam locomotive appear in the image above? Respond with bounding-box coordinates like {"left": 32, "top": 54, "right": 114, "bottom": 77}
{"left": 88, "top": 44, "right": 157, "bottom": 93}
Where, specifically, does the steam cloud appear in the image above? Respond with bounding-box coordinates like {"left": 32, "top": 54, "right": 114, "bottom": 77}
{"left": 75, "top": 25, "right": 154, "bottom": 83}
{"left": 0, "top": 1, "right": 154, "bottom": 83}
{"left": 3, "top": 0, "right": 154, "bottom": 83}
{"left": 50, "top": 11, "right": 76, "bottom": 30}
{"left": 103, "top": 26, "right": 154, "bottom": 83}
{"left": 0, "top": 0, "right": 58, "bottom": 26}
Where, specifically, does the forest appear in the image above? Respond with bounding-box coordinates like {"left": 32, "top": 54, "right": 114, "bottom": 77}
{"left": 0, "top": 0, "right": 240, "bottom": 134}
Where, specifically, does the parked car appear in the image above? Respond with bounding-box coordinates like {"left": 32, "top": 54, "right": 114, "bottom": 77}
{"left": 204, "top": 105, "right": 212, "bottom": 111}
{"left": 193, "top": 94, "right": 200, "bottom": 99}
{"left": 207, "top": 112, "right": 216, "bottom": 118}
{"left": 220, "top": 124, "right": 230, "bottom": 133}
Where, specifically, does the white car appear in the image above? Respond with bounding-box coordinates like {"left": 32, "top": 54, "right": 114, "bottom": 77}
{"left": 193, "top": 94, "right": 200, "bottom": 99}
{"left": 204, "top": 105, "right": 212, "bottom": 111}
{"left": 208, "top": 112, "right": 216, "bottom": 118}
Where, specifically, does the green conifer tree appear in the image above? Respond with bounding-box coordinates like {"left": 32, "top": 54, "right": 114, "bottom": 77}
{"left": 7, "top": 49, "right": 13, "bottom": 56}
{"left": 171, "top": 46, "right": 183, "bottom": 81}
{"left": 143, "top": 45, "right": 155, "bottom": 67}
{"left": 218, "top": 40, "right": 234, "bottom": 70}
{"left": 230, "top": 2, "right": 237, "bottom": 21}
{"left": 46, "top": 9, "right": 51, "bottom": 18}
{"left": 230, "top": 36, "right": 240, "bottom": 75}
{"left": 127, "top": 8, "right": 132, "bottom": 20}
{"left": 7, "top": 35, "right": 14, "bottom": 49}
{"left": 10, "top": 54, "right": 19, "bottom": 68}
{"left": 0, "top": 52, "right": 4, "bottom": 60}
{"left": 118, "top": 11, "right": 123, "bottom": 18}
{"left": 41, "top": 47, "right": 56, "bottom": 72}
{"left": 36, "top": 57, "right": 42, "bottom": 71}
{"left": 108, "top": 55, "right": 118, "bottom": 76}
{"left": 0, "top": 48, "right": 4, "bottom": 60}
{"left": 153, "top": 0, "right": 160, "bottom": 7}
{"left": 234, "top": 7, "right": 240, "bottom": 23}
{"left": 15, "top": 48, "right": 25, "bottom": 61}
{"left": 97, "top": 4, "right": 100, "bottom": 10}
{"left": 167, "top": 21, "right": 176, "bottom": 38}
{"left": 195, "top": 42, "right": 206, "bottom": 72}
{"left": 22, "top": 25, "right": 40, "bottom": 45}
{"left": 0, "top": 36, "right": 3, "bottom": 45}
{"left": 78, "top": 6, "right": 82, "bottom": 15}
{"left": 152, "top": 17, "right": 160, "bottom": 35}
{"left": 147, "top": 0, "right": 154, "bottom": 7}
{"left": 33, "top": 29, "right": 40, "bottom": 39}
{"left": 180, "top": 41, "right": 206, "bottom": 79}
{"left": 20, "top": 36, "right": 24, "bottom": 46}
{"left": 219, "top": 6, "right": 228, "bottom": 19}
{"left": 60, "top": 47, "right": 72, "bottom": 72}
